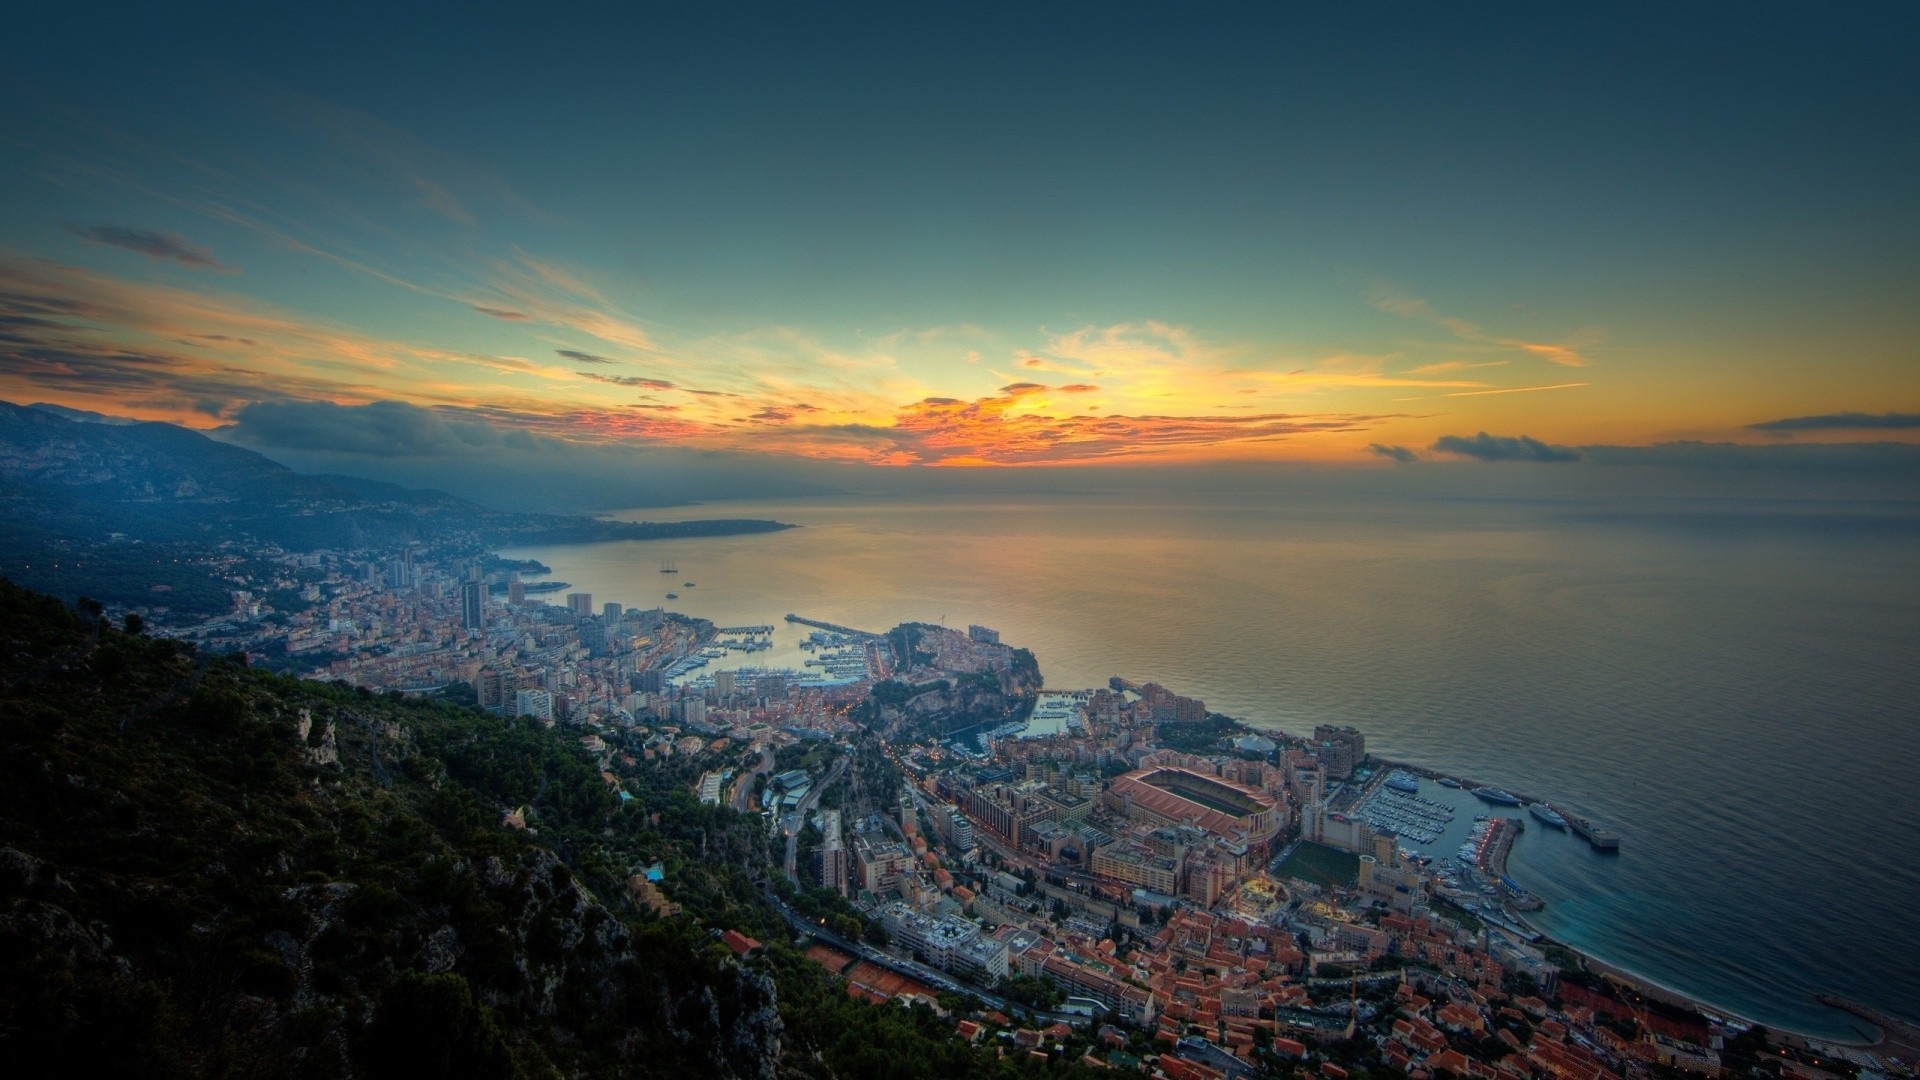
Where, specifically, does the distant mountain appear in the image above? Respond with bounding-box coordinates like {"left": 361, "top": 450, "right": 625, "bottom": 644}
{"left": 24, "top": 401, "right": 141, "bottom": 425}
{"left": 0, "top": 400, "right": 794, "bottom": 551}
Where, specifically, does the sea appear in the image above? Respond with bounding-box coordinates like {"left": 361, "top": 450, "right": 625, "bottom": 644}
{"left": 502, "top": 490, "right": 1920, "bottom": 1040}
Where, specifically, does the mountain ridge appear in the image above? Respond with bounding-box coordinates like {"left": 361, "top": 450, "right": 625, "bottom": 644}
{"left": 0, "top": 399, "right": 796, "bottom": 549}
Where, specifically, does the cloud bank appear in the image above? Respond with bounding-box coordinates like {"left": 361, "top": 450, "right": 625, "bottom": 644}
{"left": 1748, "top": 411, "right": 1920, "bottom": 434}
{"left": 1430, "top": 432, "right": 1580, "bottom": 462}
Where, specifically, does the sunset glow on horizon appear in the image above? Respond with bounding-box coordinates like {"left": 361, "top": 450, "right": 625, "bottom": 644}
{"left": 2, "top": 5, "right": 1915, "bottom": 473}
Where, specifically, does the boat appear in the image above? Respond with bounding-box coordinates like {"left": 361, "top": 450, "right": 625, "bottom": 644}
{"left": 685, "top": 581, "right": 695, "bottom": 587}
{"left": 1385, "top": 771, "right": 1421, "bottom": 794}
{"left": 1564, "top": 812, "right": 1622, "bottom": 851}
{"left": 665, "top": 592, "right": 679, "bottom": 599}
{"left": 659, "top": 559, "right": 678, "bottom": 574}
{"left": 1473, "top": 787, "right": 1522, "bottom": 806}
{"left": 1437, "top": 777, "right": 1462, "bottom": 789}
{"left": 1529, "top": 803, "right": 1568, "bottom": 828}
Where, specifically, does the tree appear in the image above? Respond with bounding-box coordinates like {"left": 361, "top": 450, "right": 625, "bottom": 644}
{"left": 360, "top": 972, "right": 518, "bottom": 1079}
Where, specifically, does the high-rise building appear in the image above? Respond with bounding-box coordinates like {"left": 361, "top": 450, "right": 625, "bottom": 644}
{"left": 385, "top": 550, "right": 414, "bottom": 590}
{"left": 513, "top": 688, "right": 553, "bottom": 723}
{"left": 507, "top": 573, "right": 525, "bottom": 605}
{"left": 714, "top": 670, "right": 737, "bottom": 697}
{"left": 567, "top": 592, "right": 594, "bottom": 618}
{"left": 817, "top": 809, "right": 848, "bottom": 895}
{"left": 1310, "top": 724, "right": 1366, "bottom": 779}
{"left": 474, "top": 667, "right": 513, "bottom": 711}
{"left": 461, "top": 580, "right": 485, "bottom": 629}
{"left": 602, "top": 601, "right": 622, "bottom": 623}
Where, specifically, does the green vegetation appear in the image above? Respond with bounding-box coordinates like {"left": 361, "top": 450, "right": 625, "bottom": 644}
{"left": 0, "top": 578, "right": 1129, "bottom": 1079}
{"left": 0, "top": 522, "right": 284, "bottom": 616}
{"left": 1153, "top": 713, "right": 1242, "bottom": 753}
{"left": 890, "top": 623, "right": 938, "bottom": 669}
{"left": 996, "top": 972, "right": 1065, "bottom": 1010}
{"left": 1275, "top": 842, "right": 1362, "bottom": 888}
{"left": 1141, "top": 769, "right": 1261, "bottom": 816}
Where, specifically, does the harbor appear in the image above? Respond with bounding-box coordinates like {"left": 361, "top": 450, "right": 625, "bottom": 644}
{"left": 1374, "top": 759, "right": 1623, "bottom": 853}
{"left": 671, "top": 614, "right": 879, "bottom": 689}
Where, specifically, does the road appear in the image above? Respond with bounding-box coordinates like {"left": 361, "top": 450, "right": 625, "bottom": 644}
{"left": 732, "top": 744, "right": 775, "bottom": 814}
{"left": 784, "top": 755, "right": 849, "bottom": 880}
{"left": 757, "top": 884, "right": 1086, "bottom": 1029}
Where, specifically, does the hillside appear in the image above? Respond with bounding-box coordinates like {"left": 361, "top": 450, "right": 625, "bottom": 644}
{"left": 0, "top": 580, "right": 1123, "bottom": 1079}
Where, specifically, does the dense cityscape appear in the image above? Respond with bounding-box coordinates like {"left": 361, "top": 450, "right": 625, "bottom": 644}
{"left": 120, "top": 540, "right": 1918, "bottom": 1080}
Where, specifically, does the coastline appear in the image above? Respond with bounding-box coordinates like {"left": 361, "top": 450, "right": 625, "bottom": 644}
{"left": 1519, "top": 917, "right": 1920, "bottom": 1064}
{"left": 505, "top": 530, "right": 1920, "bottom": 1058}
{"left": 1298, "top": 746, "right": 1900, "bottom": 1052}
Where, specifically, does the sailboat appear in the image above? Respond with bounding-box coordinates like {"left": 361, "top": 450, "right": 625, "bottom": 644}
{"left": 659, "top": 558, "right": 677, "bottom": 574}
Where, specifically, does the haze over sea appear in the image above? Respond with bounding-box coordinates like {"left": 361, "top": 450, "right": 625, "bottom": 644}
{"left": 505, "top": 491, "right": 1920, "bottom": 1040}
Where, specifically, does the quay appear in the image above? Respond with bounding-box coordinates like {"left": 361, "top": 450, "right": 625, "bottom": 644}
{"left": 784, "top": 614, "right": 879, "bottom": 639}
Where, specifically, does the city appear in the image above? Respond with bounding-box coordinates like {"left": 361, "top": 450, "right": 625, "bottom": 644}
{"left": 131, "top": 539, "right": 1917, "bottom": 1079}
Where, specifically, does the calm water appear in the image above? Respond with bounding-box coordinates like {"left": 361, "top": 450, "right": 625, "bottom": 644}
{"left": 504, "top": 492, "right": 1920, "bottom": 1039}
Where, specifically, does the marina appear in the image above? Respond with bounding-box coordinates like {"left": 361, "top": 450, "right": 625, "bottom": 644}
{"left": 1350, "top": 769, "right": 1455, "bottom": 844}
{"left": 670, "top": 617, "right": 877, "bottom": 690}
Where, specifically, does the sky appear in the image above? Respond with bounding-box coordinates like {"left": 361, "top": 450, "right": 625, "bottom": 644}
{"left": 1, "top": 2, "right": 1916, "bottom": 501}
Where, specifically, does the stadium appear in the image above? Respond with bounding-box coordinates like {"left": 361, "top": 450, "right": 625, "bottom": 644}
{"left": 1104, "top": 766, "right": 1283, "bottom": 842}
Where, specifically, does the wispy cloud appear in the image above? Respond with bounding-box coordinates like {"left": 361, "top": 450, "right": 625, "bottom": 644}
{"left": 557, "top": 349, "right": 618, "bottom": 365}
{"left": 63, "top": 223, "right": 232, "bottom": 272}
{"left": 1367, "top": 443, "right": 1417, "bottom": 463}
{"left": 1368, "top": 286, "right": 1432, "bottom": 318}
{"left": 577, "top": 371, "right": 677, "bottom": 391}
{"left": 1444, "top": 382, "right": 1588, "bottom": 397}
{"left": 1372, "top": 283, "right": 1600, "bottom": 368}
{"left": 1406, "top": 359, "right": 1507, "bottom": 375}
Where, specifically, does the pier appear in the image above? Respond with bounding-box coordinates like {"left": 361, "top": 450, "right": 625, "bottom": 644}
{"left": 718, "top": 625, "right": 774, "bottom": 636}
{"left": 783, "top": 614, "right": 879, "bottom": 639}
